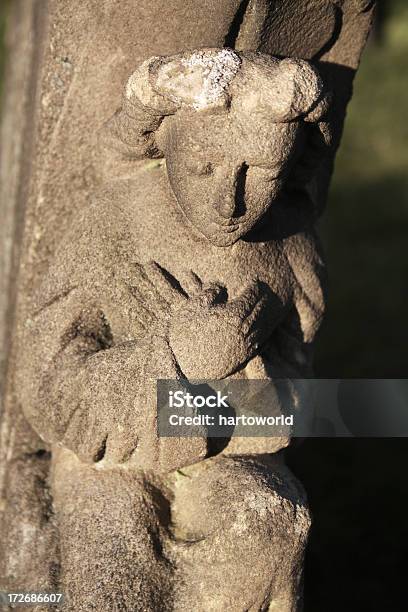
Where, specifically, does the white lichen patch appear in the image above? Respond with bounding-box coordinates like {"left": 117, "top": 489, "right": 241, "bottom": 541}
{"left": 126, "top": 50, "right": 241, "bottom": 111}
{"left": 182, "top": 49, "right": 241, "bottom": 109}
{"left": 152, "top": 49, "right": 241, "bottom": 110}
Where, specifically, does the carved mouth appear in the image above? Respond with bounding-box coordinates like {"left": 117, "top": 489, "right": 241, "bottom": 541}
{"left": 210, "top": 218, "right": 248, "bottom": 237}
{"left": 203, "top": 219, "right": 250, "bottom": 246}
{"left": 208, "top": 223, "right": 245, "bottom": 245}
{"left": 213, "top": 218, "right": 241, "bottom": 227}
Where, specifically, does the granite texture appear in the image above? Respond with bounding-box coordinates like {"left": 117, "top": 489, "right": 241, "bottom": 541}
{"left": 0, "top": 1, "right": 374, "bottom": 610}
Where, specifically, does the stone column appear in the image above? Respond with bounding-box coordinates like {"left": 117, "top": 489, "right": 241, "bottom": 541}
{"left": 0, "top": 2, "right": 374, "bottom": 610}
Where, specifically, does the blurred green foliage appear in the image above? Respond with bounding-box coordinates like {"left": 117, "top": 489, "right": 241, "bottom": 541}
{"left": 315, "top": 0, "right": 408, "bottom": 377}
{"left": 290, "top": 9, "right": 408, "bottom": 612}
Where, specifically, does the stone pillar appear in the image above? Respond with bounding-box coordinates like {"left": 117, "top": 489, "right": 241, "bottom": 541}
{"left": 0, "top": 2, "right": 374, "bottom": 610}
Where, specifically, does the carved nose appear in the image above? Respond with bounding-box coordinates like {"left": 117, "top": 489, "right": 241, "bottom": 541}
{"left": 214, "top": 164, "right": 248, "bottom": 219}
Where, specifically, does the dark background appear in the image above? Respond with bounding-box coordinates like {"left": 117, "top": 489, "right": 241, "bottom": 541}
{"left": 288, "top": 2, "right": 408, "bottom": 609}
{"left": 1, "top": 1, "right": 407, "bottom": 610}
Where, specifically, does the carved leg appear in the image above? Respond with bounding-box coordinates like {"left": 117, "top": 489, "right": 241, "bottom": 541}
{"left": 167, "top": 453, "right": 310, "bottom": 612}
{"left": 51, "top": 447, "right": 308, "bottom": 612}
{"left": 50, "top": 448, "right": 174, "bottom": 612}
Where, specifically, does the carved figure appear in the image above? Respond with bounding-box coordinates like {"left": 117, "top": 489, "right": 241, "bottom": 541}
{"left": 14, "top": 49, "right": 330, "bottom": 610}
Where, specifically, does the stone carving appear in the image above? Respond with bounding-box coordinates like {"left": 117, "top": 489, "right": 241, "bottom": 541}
{"left": 7, "top": 49, "right": 327, "bottom": 609}
{"left": 0, "top": 2, "right": 375, "bottom": 610}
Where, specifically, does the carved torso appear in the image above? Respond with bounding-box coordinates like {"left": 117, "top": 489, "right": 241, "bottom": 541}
{"left": 38, "top": 164, "right": 325, "bottom": 358}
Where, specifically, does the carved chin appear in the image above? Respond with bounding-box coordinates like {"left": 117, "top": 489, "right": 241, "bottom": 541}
{"left": 207, "top": 233, "right": 241, "bottom": 247}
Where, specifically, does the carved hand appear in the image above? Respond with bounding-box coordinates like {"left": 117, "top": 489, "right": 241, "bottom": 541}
{"left": 131, "top": 262, "right": 278, "bottom": 380}
{"left": 168, "top": 279, "right": 277, "bottom": 380}
{"left": 130, "top": 261, "right": 191, "bottom": 334}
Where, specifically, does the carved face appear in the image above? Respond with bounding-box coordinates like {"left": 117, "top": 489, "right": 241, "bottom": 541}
{"left": 164, "top": 111, "right": 303, "bottom": 247}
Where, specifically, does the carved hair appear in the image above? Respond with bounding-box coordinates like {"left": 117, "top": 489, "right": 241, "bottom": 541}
{"left": 101, "top": 48, "right": 330, "bottom": 160}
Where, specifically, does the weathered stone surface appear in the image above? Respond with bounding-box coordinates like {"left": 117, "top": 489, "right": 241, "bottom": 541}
{"left": 167, "top": 454, "right": 310, "bottom": 611}
{"left": 0, "top": 1, "right": 374, "bottom": 609}
{"left": 0, "top": 0, "right": 44, "bottom": 406}
{"left": 50, "top": 449, "right": 309, "bottom": 611}
{"left": 19, "top": 49, "right": 329, "bottom": 468}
